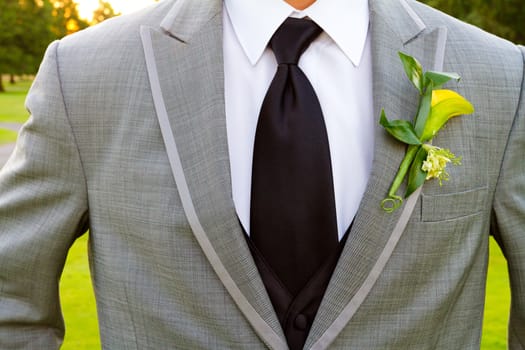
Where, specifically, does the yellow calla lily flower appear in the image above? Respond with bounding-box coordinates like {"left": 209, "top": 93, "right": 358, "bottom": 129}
{"left": 420, "top": 89, "right": 475, "bottom": 141}
{"left": 380, "top": 52, "right": 476, "bottom": 212}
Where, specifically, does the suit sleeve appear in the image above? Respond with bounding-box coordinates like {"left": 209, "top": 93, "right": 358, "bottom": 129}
{"left": 0, "top": 41, "right": 89, "bottom": 349}
{"left": 491, "top": 45, "right": 525, "bottom": 350}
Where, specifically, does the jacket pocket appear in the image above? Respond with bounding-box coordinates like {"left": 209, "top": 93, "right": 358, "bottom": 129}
{"left": 420, "top": 186, "right": 488, "bottom": 222}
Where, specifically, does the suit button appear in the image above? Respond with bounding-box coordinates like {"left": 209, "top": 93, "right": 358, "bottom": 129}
{"left": 294, "top": 314, "right": 308, "bottom": 331}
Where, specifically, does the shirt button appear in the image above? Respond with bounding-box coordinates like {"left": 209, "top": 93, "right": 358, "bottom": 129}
{"left": 294, "top": 314, "right": 309, "bottom": 331}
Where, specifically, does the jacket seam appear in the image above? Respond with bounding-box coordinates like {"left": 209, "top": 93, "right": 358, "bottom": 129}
{"left": 53, "top": 40, "right": 90, "bottom": 218}
{"left": 495, "top": 45, "right": 525, "bottom": 188}
{"left": 490, "top": 45, "right": 525, "bottom": 227}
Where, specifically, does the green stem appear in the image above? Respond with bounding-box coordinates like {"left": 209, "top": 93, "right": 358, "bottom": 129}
{"left": 381, "top": 145, "right": 420, "bottom": 212}
{"left": 414, "top": 85, "right": 433, "bottom": 137}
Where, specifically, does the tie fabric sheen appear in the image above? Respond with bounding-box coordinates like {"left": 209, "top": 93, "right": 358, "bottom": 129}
{"left": 251, "top": 18, "right": 339, "bottom": 297}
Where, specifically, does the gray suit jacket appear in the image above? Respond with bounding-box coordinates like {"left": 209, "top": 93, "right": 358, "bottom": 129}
{"left": 0, "top": 0, "right": 524, "bottom": 348}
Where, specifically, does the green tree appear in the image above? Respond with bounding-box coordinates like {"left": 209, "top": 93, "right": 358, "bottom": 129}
{"left": 50, "top": 0, "right": 89, "bottom": 38}
{"left": 0, "top": 0, "right": 55, "bottom": 92}
{"left": 423, "top": 0, "right": 524, "bottom": 44}
{"left": 0, "top": 1, "right": 19, "bottom": 92}
{"left": 0, "top": 0, "right": 91, "bottom": 92}
{"left": 91, "top": 0, "right": 120, "bottom": 25}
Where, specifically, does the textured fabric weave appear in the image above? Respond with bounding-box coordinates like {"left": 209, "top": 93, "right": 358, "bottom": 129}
{"left": 0, "top": 0, "right": 524, "bottom": 348}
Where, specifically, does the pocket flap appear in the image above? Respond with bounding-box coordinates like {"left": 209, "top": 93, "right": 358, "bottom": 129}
{"left": 421, "top": 186, "right": 488, "bottom": 222}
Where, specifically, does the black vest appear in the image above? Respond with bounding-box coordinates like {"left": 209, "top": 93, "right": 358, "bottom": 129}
{"left": 245, "top": 232, "right": 348, "bottom": 350}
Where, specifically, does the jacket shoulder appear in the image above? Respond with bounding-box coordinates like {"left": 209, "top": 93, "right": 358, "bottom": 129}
{"left": 408, "top": 1, "right": 519, "bottom": 53}
{"left": 56, "top": 0, "right": 176, "bottom": 57}
{"left": 408, "top": 0, "right": 523, "bottom": 86}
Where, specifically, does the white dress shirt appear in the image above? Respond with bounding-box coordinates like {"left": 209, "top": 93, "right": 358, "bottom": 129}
{"left": 223, "top": 0, "right": 374, "bottom": 240}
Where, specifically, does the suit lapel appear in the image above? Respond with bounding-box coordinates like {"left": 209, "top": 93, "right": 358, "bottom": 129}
{"left": 140, "top": 0, "right": 448, "bottom": 348}
{"left": 305, "top": 1, "right": 448, "bottom": 348}
{"left": 140, "top": 0, "right": 287, "bottom": 348}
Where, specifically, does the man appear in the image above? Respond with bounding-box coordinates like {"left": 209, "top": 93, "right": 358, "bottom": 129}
{"left": 0, "top": 0, "right": 523, "bottom": 348}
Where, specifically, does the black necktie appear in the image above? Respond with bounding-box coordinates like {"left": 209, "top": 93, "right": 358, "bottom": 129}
{"left": 250, "top": 18, "right": 338, "bottom": 297}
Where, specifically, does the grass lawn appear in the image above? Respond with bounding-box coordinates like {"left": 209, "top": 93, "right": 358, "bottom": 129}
{"left": 0, "top": 129, "right": 17, "bottom": 144}
{"left": 60, "top": 235, "right": 510, "bottom": 349}
{"left": 0, "top": 77, "right": 27, "bottom": 145}
{"left": 1, "top": 76, "right": 511, "bottom": 349}
{"left": 0, "top": 78, "right": 32, "bottom": 123}
{"left": 482, "top": 238, "right": 511, "bottom": 349}
{"left": 60, "top": 235, "right": 101, "bottom": 350}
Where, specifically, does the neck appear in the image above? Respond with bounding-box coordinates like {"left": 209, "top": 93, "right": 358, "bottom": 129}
{"left": 284, "top": 0, "right": 317, "bottom": 10}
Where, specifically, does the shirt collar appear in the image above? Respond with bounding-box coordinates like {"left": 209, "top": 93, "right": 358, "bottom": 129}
{"left": 224, "top": 0, "right": 370, "bottom": 66}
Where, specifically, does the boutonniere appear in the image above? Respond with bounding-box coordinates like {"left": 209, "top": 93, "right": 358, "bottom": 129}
{"left": 380, "top": 52, "right": 475, "bottom": 212}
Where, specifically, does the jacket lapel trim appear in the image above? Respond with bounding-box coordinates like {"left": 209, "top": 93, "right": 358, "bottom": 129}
{"left": 399, "top": 0, "right": 425, "bottom": 35}
{"left": 308, "top": 6, "right": 449, "bottom": 350}
{"left": 433, "top": 27, "right": 448, "bottom": 70}
{"left": 309, "top": 189, "right": 422, "bottom": 350}
{"left": 140, "top": 25, "right": 288, "bottom": 350}
{"left": 159, "top": 0, "right": 221, "bottom": 42}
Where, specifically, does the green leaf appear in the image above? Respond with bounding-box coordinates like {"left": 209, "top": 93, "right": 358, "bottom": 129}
{"left": 413, "top": 83, "right": 433, "bottom": 137}
{"left": 424, "top": 71, "right": 461, "bottom": 89}
{"left": 398, "top": 52, "right": 424, "bottom": 94}
{"left": 380, "top": 110, "right": 422, "bottom": 145}
{"left": 387, "top": 145, "right": 420, "bottom": 198}
{"left": 405, "top": 146, "right": 428, "bottom": 197}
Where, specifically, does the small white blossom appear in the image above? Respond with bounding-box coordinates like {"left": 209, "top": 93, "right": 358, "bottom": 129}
{"left": 421, "top": 145, "right": 461, "bottom": 185}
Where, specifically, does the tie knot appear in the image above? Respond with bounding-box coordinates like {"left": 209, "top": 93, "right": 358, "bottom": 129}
{"left": 270, "top": 18, "right": 322, "bottom": 65}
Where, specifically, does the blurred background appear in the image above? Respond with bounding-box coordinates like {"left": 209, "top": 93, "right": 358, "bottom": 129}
{"left": 425, "top": 0, "right": 524, "bottom": 44}
{"left": 0, "top": 0, "right": 159, "bottom": 92}
{"left": 0, "top": 0, "right": 523, "bottom": 91}
{"left": 0, "top": 0, "right": 522, "bottom": 349}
